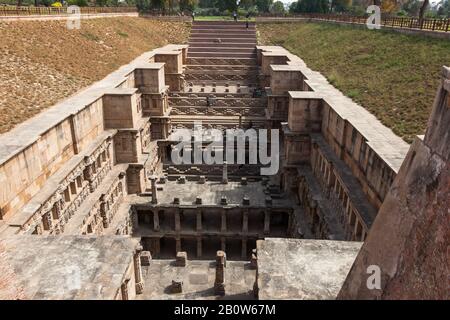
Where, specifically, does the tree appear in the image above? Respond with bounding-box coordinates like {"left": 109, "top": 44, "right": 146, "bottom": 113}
{"left": 271, "top": 0, "right": 285, "bottom": 14}
{"left": 438, "top": 0, "right": 450, "bottom": 17}
{"left": 331, "top": 0, "right": 352, "bottom": 12}
{"left": 418, "top": 0, "right": 429, "bottom": 25}
{"left": 216, "top": 0, "right": 237, "bottom": 12}
{"left": 294, "top": 0, "right": 330, "bottom": 13}
{"left": 255, "top": 0, "right": 273, "bottom": 13}
{"left": 401, "top": 0, "right": 422, "bottom": 16}
{"left": 381, "top": 0, "right": 399, "bottom": 13}
{"left": 199, "top": 0, "right": 214, "bottom": 7}
{"left": 239, "top": 0, "right": 255, "bottom": 10}
{"left": 289, "top": 1, "right": 298, "bottom": 13}
{"left": 180, "top": 0, "right": 198, "bottom": 11}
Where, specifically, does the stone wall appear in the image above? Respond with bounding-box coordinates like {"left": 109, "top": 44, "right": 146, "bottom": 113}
{"left": 258, "top": 45, "right": 410, "bottom": 240}
{"left": 338, "top": 66, "right": 449, "bottom": 300}
{"left": 0, "top": 45, "right": 186, "bottom": 237}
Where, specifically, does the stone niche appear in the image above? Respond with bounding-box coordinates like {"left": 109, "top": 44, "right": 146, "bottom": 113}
{"left": 114, "top": 130, "right": 142, "bottom": 163}
{"left": 260, "top": 52, "right": 289, "bottom": 86}
{"left": 102, "top": 88, "right": 142, "bottom": 129}
{"left": 283, "top": 133, "right": 311, "bottom": 165}
{"left": 287, "top": 92, "right": 323, "bottom": 133}
{"left": 134, "top": 63, "right": 166, "bottom": 93}
{"left": 154, "top": 51, "right": 185, "bottom": 91}
{"left": 134, "top": 63, "right": 170, "bottom": 117}
{"left": 126, "top": 164, "right": 145, "bottom": 194}
{"left": 270, "top": 65, "right": 304, "bottom": 95}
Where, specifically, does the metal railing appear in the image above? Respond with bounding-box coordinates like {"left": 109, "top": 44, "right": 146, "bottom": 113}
{"left": 0, "top": 6, "right": 137, "bottom": 16}
{"left": 257, "top": 13, "right": 450, "bottom": 32}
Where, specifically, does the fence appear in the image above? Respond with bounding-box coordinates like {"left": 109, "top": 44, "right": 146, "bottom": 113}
{"left": 260, "top": 13, "right": 450, "bottom": 32}
{"left": 0, "top": 6, "right": 137, "bottom": 16}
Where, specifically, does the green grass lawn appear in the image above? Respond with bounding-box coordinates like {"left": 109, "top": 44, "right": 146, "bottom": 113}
{"left": 258, "top": 22, "right": 450, "bottom": 143}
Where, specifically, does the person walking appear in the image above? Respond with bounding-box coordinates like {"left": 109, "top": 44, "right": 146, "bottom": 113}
{"left": 246, "top": 12, "right": 250, "bottom": 29}
{"left": 192, "top": 11, "right": 196, "bottom": 22}
{"left": 233, "top": 11, "right": 237, "bottom": 22}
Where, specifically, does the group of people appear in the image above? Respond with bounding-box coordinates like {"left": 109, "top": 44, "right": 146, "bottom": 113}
{"left": 191, "top": 11, "right": 252, "bottom": 29}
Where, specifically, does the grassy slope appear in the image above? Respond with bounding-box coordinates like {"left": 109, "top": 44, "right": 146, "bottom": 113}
{"left": 258, "top": 22, "right": 450, "bottom": 143}
{"left": 0, "top": 17, "right": 190, "bottom": 134}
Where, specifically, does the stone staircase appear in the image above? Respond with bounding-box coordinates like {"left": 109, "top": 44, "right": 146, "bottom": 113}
{"left": 169, "top": 21, "right": 264, "bottom": 131}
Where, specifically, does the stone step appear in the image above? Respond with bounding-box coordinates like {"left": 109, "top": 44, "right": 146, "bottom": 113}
{"left": 189, "top": 38, "right": 257, "bottom": 44}
{"left": 190, "top": 33, "right": 256, "bottom": 39}
{"left": 188, "top": 42, "right": 256, "bottom": 49}
{"left": 191, "top": 28, "right": 256, "bottom": 33}
{"left": 186, "top": 64, "right": 259, "bottom": 71}
{"left": 187, "top": 57, "right": 258, "bottom": 66}
{"left": 188, "top": 52, "right": 257, "bottom": 59}
{"left": 192, "top": 21, "right": 255, "bottom": 25}
{"left": 188, "top": 47, "right": 255, "bottom": 54}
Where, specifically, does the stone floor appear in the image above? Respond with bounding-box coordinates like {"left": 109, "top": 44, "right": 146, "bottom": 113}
{"left": 148, "top": 180, "right": 281, "bottom": 207}
{"left": 256, "top": 238, "right": 362, "bottom": 300}
{"left": 138, "top": 259, "right": 256, "bottom": 300}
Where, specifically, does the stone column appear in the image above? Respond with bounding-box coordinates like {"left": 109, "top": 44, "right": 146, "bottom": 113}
{"left": 175, "top": 210, "right": 181, "bottom": 232}
{"left": 196, "top": 237, "right": 202, "bottom": 258}
{"left": 196, "top": 210, "right": 202, "bottom": 232}
{"left": 263, "top": 210, "right": 270, "bottom": 235}
{"left": 131, "top": 207, "right": 139, "bottom": 230}
{"left": 134, "top": 245, "right": 144, "bottom": 294}
{"left": 214, "top": 250, "right": 226, "bottom": 296}
{"left": 100, "top": 196, "right": 109, "bottom": 228}
{"left": 221, "top": 209, "right": 227, "bottom": 232}
{"left": 150, "top": 176, "right": 158, "bottom": 204}
{"left": 153, "top": 210, "right": 160, "bottom": 231}
{"left": 241, "top": 238, "right": 247, "bottom": 259}
{"left": 242, "top": 209, "right": 249, "bottom": 233}
{"left": 175, "top": 237, "right": 182, "bottom": 253}
{"left": 222, "top": 161, "right": 228, "bottom": 184}
{"left": 221, "top": 237, "right": 226, "bottom": 252}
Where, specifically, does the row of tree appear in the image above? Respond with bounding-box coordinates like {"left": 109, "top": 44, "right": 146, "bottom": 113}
{"left": 135, "top": 0, "right": 449, "bottom": 18}
{"left": 7, "top": 0, "right": 449, "bottom": 18}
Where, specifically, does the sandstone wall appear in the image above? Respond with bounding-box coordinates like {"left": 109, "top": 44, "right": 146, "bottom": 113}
{"left": 338, "top": 66, "right": 449, "bottom": 299}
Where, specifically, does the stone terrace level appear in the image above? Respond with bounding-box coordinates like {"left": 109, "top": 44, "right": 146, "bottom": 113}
{"left": 169, "top": 21, "right": 265, "bottom": 131}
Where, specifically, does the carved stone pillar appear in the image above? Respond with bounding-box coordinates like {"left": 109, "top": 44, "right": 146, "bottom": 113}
{"left": 242, "top": 209, "right": 248, "bottom": 233}
{"left": 175, "top": 210, "right": 181, "bottom": 232}
{"left": 221, "top": 209, "right": 227, "bottom": 232}
{"left": 131, "top": 207, "right": 139, "bottom": 230}
{"left": 100, "top": 196, "right": 109, "bottom": 228}
{"left": 150, "top": 176, "right": 158, "bottom": 204}
{"left": 175, "top": 237, "right": 182, "bottom": 253}
{"left": 222, "top": 161, "right": 228, "bottom": 184}
{"left": 214, "top": 250, "right": 226, "bottom": 296}
{"left": 264, "top": 210, "right": 270, "bottom": 235}
{"left": 196, "top": 237, "right": 202, "bottom": 258}
{"left": 241, "top": 238, "right": 247, "bottom": 259}
{"left": 153, "top": 210, "right": 160, "bottom": 231}
{"left": 221, "top": 237, "right": 226, "bottom": 252}
{"left": 196, "top": 210, "right": 202, "bottom": 232}
{"left": 134, "top": 245, "right": 144, "bottom": 294}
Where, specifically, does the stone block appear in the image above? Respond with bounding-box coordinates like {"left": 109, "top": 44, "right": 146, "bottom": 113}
{"left": 175, "top": 251, "right": 187, "bottom": 267}
{"left": 220, "top": 196, "right": 228, "bottom": 205}
{"left": 140, "top": 251, "right": 152, "bottom": 266}
{"left": 170, "top": 279, "right": 183, "bottom": 293}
